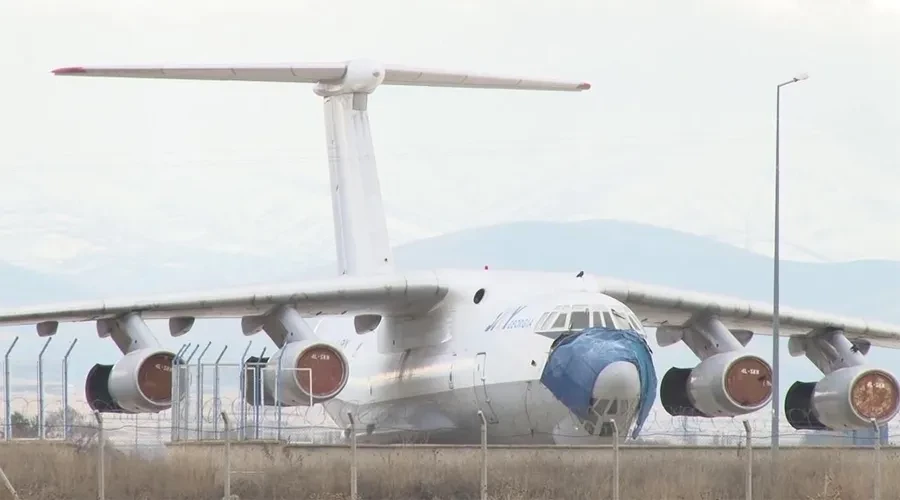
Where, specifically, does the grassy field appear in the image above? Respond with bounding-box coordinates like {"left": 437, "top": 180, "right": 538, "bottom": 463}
{"left": 0, "top": 441, "right": 892, "bottom": 499}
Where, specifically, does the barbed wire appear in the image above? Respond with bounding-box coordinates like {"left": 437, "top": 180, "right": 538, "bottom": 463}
{"left": 0, "top": 397, "right": 893, "bottom": 448}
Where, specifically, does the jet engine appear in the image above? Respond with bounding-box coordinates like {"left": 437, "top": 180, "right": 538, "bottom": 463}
{"left": 661, "top": 351, "right": 773, "bottom": 417}
{"left": 785, "top": 366, "right": 900, "bottom": 430}
{"left": 244, "top": 340, "right": 349, "bottom": 407}
{"left": 85, "top": 348, "right": 177, "bottom": 413}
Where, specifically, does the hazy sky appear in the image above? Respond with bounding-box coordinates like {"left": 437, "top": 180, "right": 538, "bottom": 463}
{"left": 1, "top": 0, "right": 899, "bottom": 274}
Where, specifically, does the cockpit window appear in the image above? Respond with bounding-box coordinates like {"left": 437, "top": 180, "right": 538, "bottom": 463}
{"left": 570, "top": 306, "right": 589, "bottom": 329}
{"left": 551, "top": 313, "right": 568, "bottom": 329}
{"left": 594, "top": 399, "right": 611, "bottom": 414}
{"left": 535, "top": 312, "right": 550, "bottom": 329}
{"left": 602, "top": 312, "right": 614, "bottom": 329}
{"left": 627, "top": 316, "right": 640, "bottom": 332}
{"left": 610, "top": 309, "right": 631, "bottom": 330}
{"left": 626, "top": 312, "right": 645, "bottom": 333}
{"left": 534, "top": 304, "right": 645, "bottom": 336}
{"left": 538, "top": 312, "right": 557, "bottom": 331}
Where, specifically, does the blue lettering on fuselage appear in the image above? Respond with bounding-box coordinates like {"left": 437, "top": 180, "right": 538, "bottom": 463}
{"left": 504, "top": 317, "right": 534, "bottom": 330}
{"left": 484, "top": 305, "right": 534, "bottom": 331}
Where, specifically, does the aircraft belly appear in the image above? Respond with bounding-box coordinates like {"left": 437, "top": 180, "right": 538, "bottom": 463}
{"left": 326, "top": 381, "right": 559, "bottom": 445}
{"left": 319, "top": 329, "right": 632, "bottom": 445}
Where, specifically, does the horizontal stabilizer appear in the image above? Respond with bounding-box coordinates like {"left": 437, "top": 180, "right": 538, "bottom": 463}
{"left": 52, "top": 59, "right": 591, "bottom": 92}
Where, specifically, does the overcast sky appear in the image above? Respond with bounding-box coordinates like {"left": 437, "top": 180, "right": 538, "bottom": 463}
{"left": 1, "top": 0, "right": 898, "bottom": 274}
{"left": 0, "top": 1, "right": 898, "bottom": 437}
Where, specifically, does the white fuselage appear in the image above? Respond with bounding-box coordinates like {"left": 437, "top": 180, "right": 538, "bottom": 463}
{"left": 311, "top": 269, "right": 648, "bottom": 444}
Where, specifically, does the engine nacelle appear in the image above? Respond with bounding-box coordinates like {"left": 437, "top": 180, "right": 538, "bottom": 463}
{"left": 661, "top": 351, "right": 773, "bottom": 417}
{"left": 243, "top": 340, "right": 349, "bottom": 407}
{"left": 85, "top": 348, "right": 177, "bottom": 414}
{"left": 785, "top": 366, "right": 900, "bottom": 431}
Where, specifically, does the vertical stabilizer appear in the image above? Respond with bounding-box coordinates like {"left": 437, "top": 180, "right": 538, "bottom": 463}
{"left": 319, "top": 90, "right": 393, "bottom": 276}
{"left": 51, "top": 59, "right": 590, "bottom": 277}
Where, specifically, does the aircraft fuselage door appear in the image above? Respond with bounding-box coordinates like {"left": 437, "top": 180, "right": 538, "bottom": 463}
{"left": 474, "top": 352, "right": 499, "bottom": 424}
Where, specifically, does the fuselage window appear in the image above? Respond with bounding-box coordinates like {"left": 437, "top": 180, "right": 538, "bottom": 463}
{"left": 591, "top": 311, "right": 605, "bottom": 328}
{"left": 570, "top": 306, "right": 589, "bottom": 329}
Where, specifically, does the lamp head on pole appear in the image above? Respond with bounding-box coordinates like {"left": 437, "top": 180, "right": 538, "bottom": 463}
{"left": 780, "top": 73, "right": 810, "bottom": 87}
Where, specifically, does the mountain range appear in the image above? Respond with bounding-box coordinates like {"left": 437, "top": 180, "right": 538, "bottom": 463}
{"left": 2, "top": 219, "right": 897, "bottom": 322}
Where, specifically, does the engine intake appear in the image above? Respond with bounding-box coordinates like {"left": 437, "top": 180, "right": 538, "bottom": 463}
{"left": 785, "top": 366, "right": 900, "bottom": 430}
{"left": 85, "top": 348, "right": 178, "bottom": 413}
{"left": 243, "top": 340, "right": 349, "bottom": 407}
{"left": 661, "top": 351, "right": 773, "bottom": 417}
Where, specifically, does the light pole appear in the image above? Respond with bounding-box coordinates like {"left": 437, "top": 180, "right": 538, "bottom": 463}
{"left": 772, "top": 72, "right": 808, "bottom": 454}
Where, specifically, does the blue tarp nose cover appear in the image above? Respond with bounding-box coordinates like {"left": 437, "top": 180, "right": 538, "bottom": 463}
{"left": 539, "top": 327, "right": 658, "bottom": 439}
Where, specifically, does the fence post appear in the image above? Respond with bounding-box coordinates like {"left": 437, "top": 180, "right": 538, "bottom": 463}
{"left": 213, "top": 346, "right": 228, "bottom": 439}
{"left": 182, "top": 344, "right": 201, "bottom": 441}
{"left": 62, "top": 338, "right": 77, "bottom": 440}
{"left": 275, "top": 349, "right": 283, "bottom": 443}
{"left": 254, "top": 347, "right": 267, "bottom": 440}
{"left": 93, "top": 410, "right": 105, "bottom": 500}
{"left": 871, "top": 419, "right": 881, "bottom": 500}
{"left": 196, "top": 341, "right": 212, "bottom": 440}
{"left": 0, "top": 462, "right": 21, "bottom": 500}
{"left": 171, "top": 344, "right": 191, "bottom": 442}
{"left": 478, "top": 410, "right": 487, "bottom": 500}
{"left": 348, "top": 412, "right": 358, "bottom": 500}
{"left": 37, "top": 337, "right": 52, "bottom": 440}
{"left": 222, "top": 412, "right": 231, "bottom": 500}
{"left": 4, "top": 337, "right": 18, "bottom": 441}
{"left": 238, "top": 341, "right": 253, "bottom": 440}
{"left": 743, "top": 420, "right": 752, "bottom": 500}
{"left": 611, "top": 419, "right": 619, "bottom": 500}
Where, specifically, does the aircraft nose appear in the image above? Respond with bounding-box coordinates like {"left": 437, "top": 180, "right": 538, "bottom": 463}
{"left": 539, "top": 328, "right": 657, "bottom": 438}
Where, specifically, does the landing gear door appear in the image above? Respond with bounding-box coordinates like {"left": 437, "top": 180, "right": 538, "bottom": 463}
{"left": 474, "top": 352, "right": 499, "bottom": 424}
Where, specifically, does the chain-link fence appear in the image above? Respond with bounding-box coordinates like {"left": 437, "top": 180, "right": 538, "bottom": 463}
{"left": 0, "top": 336, "right": 896, "bottom": 498}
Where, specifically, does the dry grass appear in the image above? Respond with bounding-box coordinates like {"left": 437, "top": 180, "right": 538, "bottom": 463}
{"left": 0, "top": 441, "right": 894, "bottom": 499}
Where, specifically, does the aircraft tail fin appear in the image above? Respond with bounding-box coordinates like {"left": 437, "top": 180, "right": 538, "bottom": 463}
{"left": 53, "top": 60, "right": 590, "bottom": 276}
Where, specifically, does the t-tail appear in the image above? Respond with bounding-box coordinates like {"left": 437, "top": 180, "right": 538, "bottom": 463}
{"left": 53, "top": 59, "right": 591, "bottom": 276}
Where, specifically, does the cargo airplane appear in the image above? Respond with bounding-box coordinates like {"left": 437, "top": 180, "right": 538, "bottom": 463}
{"left": 1, "top": 58, "right": 899, "bottom": 444}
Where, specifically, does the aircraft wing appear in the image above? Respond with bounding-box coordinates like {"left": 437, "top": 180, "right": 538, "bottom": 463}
{"left": 0, "top": 272, "right": 447, "bottom": 336}
{"left": 595, "top": 278, "right": 900, "bottom": 349}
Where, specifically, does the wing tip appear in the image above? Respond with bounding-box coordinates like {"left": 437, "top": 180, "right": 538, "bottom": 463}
{"left": 52, "top": 67, "right": 86, "bottom": 75}
{"left": 577, "top": 82, "right": 591, "bottom": 90}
